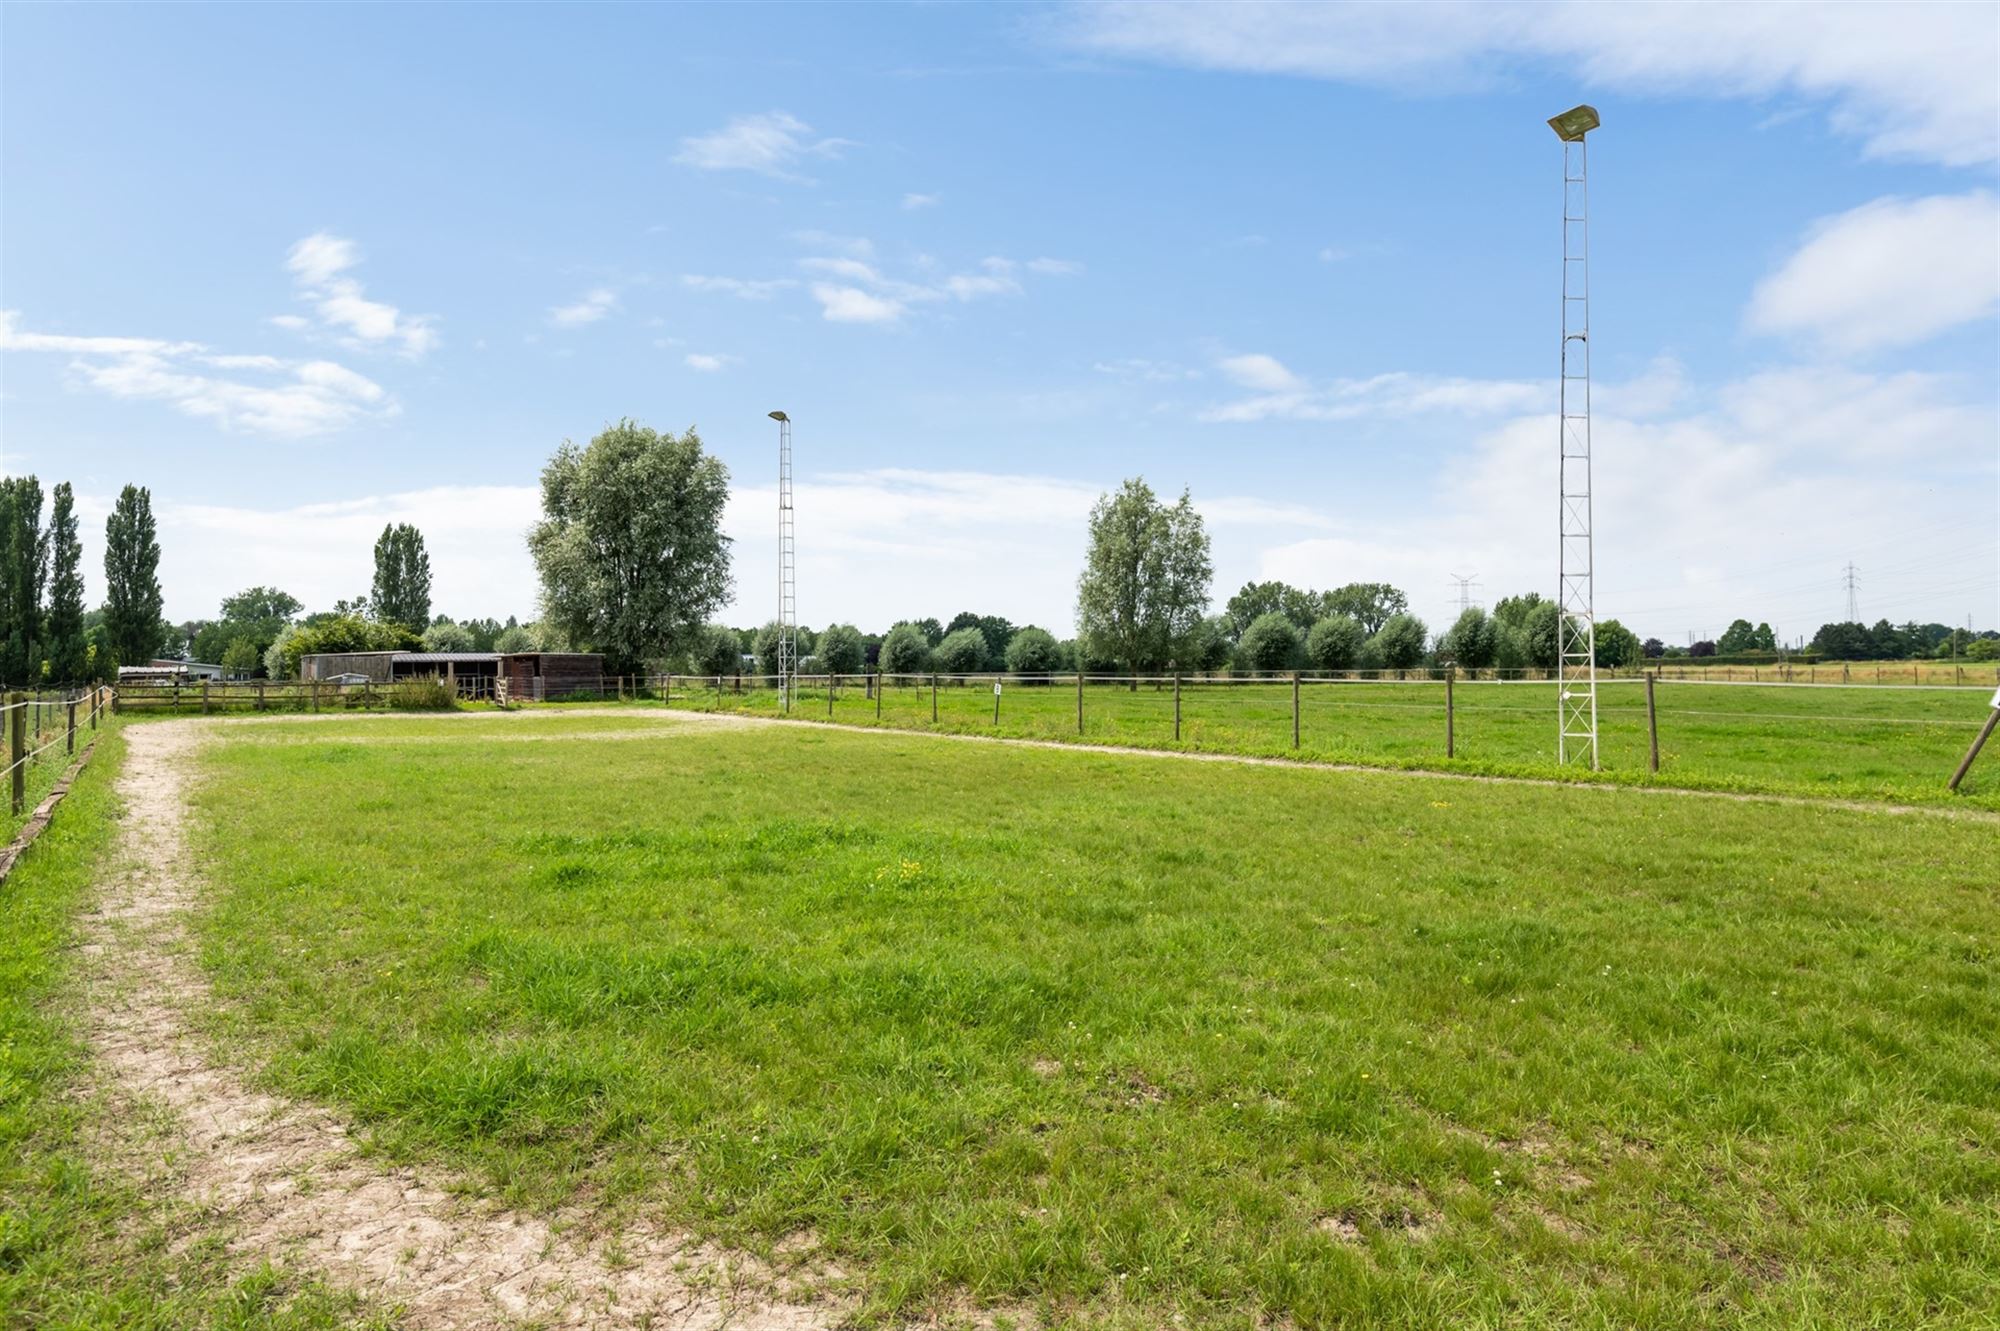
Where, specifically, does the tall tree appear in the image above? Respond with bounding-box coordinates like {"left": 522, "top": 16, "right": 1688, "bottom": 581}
{"left": 103, "top": 484, "right": 164, "bottom": 667}
{"left": 1717, "top": 618, "right": 1760, "bottom": 654}
{"left": 45, "top": 483, "right": 87, "bottom": 682}
{"left": 0, "top": 476, "right": 48, "bottom": 681}
{"left": 1442, "top": 606, "right": 1497, "bottom": 669}
{"left": 1326, "top": 582, "right": 1408, "bottom": 636}
{"left": 371, "top": 524, "right": 433, "bottom": 630}
{"left": 1075, "top": 478, "right": 1212, "bottom": 677}
{"left": 221, "top": 585, "right": 303, "bottom": 627}
{"left": 1224, "top": 581, "right": 1330, "bottom": 640}
{"left": 528, "top": 420, "right": 733, "bottom": 672}
{"left": 946, "top": 611, "right": 1015, "bottom": 670}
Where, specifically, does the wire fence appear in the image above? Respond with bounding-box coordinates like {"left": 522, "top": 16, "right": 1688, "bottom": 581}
{"left": 110, "top": 675, "right": 504, "bottom": 713}
{"left": 100, "top": 664, "right": 2000, "bottom": 799}
{"left": 3, "top": 685, "right": 112, "bottom": 826}
{"left": 629, "top": 670, "right": 2000, "bottom": 799}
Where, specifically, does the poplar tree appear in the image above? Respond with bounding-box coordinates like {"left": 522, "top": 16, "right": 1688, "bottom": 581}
{"left": 46, "top": 482, "right": 87, "bottom": 682}
{"left": 371, "top": 523, "right": 433, "bottom": 630}
{"left": 104, "top": 484, "right": 164, "bottom": 666}
{"left": 1, "top": 476, "right": 48, "bottom": 682}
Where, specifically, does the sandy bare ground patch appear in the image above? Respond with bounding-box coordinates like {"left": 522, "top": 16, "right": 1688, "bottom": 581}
{"left": 77, "top": 719, "right": 842, "bottom": 1330}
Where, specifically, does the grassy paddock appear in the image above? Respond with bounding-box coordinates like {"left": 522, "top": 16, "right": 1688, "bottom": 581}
{"left": 191, "top": 712, "right": 2000, "bottom": 1328}
{"left": 0, "top": 723, "right": 386, "bottom": 1329}
{"left": 652, "top": 676, "right": 2000, "bottom": 808}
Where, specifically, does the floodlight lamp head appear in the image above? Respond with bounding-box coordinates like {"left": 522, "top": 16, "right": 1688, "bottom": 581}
{"left": 768, "top": 410, "right": 789, "bottom": 422}
{"left": 1548, "top": 105, "right": 1600, "bottom": 142}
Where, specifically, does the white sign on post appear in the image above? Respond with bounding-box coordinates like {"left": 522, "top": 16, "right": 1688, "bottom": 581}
{"left": 1990, "top": 686, "right": 2000, "bottom": 710}
{"left": 993, "top": 680, "right": 1003, "bottom": 695}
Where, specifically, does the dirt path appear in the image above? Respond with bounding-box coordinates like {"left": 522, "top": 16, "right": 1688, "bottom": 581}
{"left": 79, "top": 719, "right": 840, "bottom": 1330}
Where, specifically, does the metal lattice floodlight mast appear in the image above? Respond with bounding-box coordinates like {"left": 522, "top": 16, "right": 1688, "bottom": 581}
{"left": 770, "top": 410, "right": 795, "bottom": 713}
{"left": 1550, "top": 104, "right": 1600, "bottom": 769}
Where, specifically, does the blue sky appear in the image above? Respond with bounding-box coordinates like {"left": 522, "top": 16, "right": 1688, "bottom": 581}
{"left": 3, "top": 2, "right": 1994, "bottom": 642}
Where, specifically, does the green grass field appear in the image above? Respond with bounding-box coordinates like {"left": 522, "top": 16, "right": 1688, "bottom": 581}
{"left": 651, "top": 676, "right": 2000, "bottom": 809}
{"left": 178, "top": 711, "right": 1999, "bottom": 1328}
{"left": 0, "top": 725, "right": 389, "bottom": 1329}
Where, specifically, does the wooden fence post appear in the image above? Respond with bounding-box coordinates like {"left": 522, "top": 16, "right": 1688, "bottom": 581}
{"left": 932, "top": 673, "right": 939, "bottom": 723}
{"left": 1446, "top": 669, "right": 1455, "bottom": 758}
{"left": 876, "top": 673, "right": 883, "bottom": 719}
{"left": 9, "top": 694, "right": 24, "bottom": 815}
{"left": 201, "top": 678, "right": 211, "bottom": 714}
{"left": 1646, "top": 671, "right": 1660, "bottom": 774}
{"left": 67, "top": 701, "right": 75, "bottom": 756}
{"left": 1947, "top": 705, "right": 2000, "bottom": 793}
{"left": 1174, "top": 672, "right": 1182, "bottom": 742}
{"left": 1076, "top": 671, "right": 1084, "bottom": 735}
{"left": 829, "top": 674, "right": 836, "bottom": 718}
{"left": 1292, "top": 672, "right": 1301, "bottom": 750}
{"left": 256, "top": 680, "right": 266, "bottom": 712}
{"left": 992, "top": 676, "right": 1001, "bottom": 725}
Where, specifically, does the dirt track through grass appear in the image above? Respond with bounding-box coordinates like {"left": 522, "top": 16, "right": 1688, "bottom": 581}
{"left": 383, "top": 705, "right": 1995, "bottom": 824}
{"left": 81, "top": 719, "right": 840, "bottom": 1330}
{"left": 183, "top": 708, "right": 2000, "bottom": 1328}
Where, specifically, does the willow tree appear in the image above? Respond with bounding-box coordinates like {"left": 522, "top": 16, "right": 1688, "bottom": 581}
{"left": 1075, "top": 478, "right": 1212, "bottom": 681}
{"left": 528, "top": 420, "right": 732, "bottom": 672}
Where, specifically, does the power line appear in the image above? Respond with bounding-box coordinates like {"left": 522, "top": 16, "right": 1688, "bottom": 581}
{"left": 1843, "top": 562, "right": 1861, "bottom": 624}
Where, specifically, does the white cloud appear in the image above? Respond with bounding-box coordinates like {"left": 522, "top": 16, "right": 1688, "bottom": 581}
{"left": 674, "top": 111, "right": 852, "bottom": 180}
{"left": 1027, "top": 257, "right": 1085, "bottom": 276}
{"left": 800, "top": 256, "right": 884, "bottom": 284}
{"left": 681, "top": 274, "right": 797, "bottom": 300}
{"left": 942, "top": 271, "right": 1021, "bottom": 301}
{"left": 1061, "top": 1, "right": 2000, "bottom": 166}
{"left": 283, "top": 232, "right": 437, "bottom": 356}
{"left": 1094, "top": 357, "right": 1200, "bottom": 383}
{"left": 0, "top": 309, "right": 393, "bottom": 438}
{"left": 1746, "top": 191, "right": 2000, "bottom": 354}
{"left": 85, "top": 485, "right": 545, "bottom": 624}
{"left": 88, "top": 357, "right": 1992, "bottom": 636}
{"left": 791, "top": 230, "right": 875, "bottom": 258}
{"left": 1200, "top": 357, "right": 1544, "bottom": 423}
{"left": 1597, "top": 355, "right": 1687, "bottom": 417}
{"left": 1255, "top": 364, "right": 1996, "bottom": 639}
{"left": 285, "top": 233, "right": 358, "bottom": 287}
{"left": 548, "top": 287, "right": 619, "bottom": 327}
{"left": 795, "top": 244, "right": 1044, "bottom": 325}
{"left": 902, "top": 192, "right": 941, "bottom": 210}
{"left": 811, "top": 283, "right": 907, "bottom": 325}
{"left": 1217, "top": 352, "right": 1300, "bottom": 392}
{"left": 683, "top": 352, "right": 737, "bottom": 372}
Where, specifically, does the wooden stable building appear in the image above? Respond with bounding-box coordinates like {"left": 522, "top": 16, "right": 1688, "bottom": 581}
{"left": 298, "top": 650, "right": 606, "bottom": 699}
{"left": 498, "top": 652, "right": 606, "bottom": 701}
